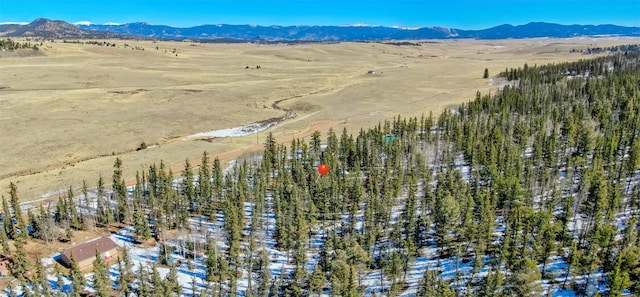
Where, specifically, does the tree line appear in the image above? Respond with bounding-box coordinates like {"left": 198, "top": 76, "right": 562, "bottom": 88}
{"left": 0, "top": 38, "right": 39, "bottom": 51}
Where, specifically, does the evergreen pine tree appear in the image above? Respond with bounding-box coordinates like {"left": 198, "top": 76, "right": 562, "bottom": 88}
{"left": 197, "top": 151, "right": 212, "bottom": 215}
{"left": 112, "top": 157, "right": 129, "bottom": 223}
{"left": 507, "top": 258, "right": 543, "bottom": 297}
{"left": 69, "top": 254, "right": 86, "bottom": 297}
{"left": 116, "top": 257, "right": 131, "bottom": 297}
{"left": 150, "top": 264, "right": 165, "bottom": 296}
{"left": 255, "top": 249, "right": 272, "bottom": 297}
{"left": 9, "top": 183, "right": 28, "bottom": 240}
{"left": 92, "top": 251, "right": 111, "bottom": 297}
{"left": 34, "top": 255, "right": 51, "bottom": 296}
{"left": 164, "top": 264, "right": 182, "bottom": 296}
{"left": 96, "top": 175, "right": 112, "bottom": 225}
{"left": 54, "top": 264, "right": 65, "bottom": 296}
{"left": 0, "top": 215, "right": 10, "bottom": 254}
{"left": 137, "top": 265, "right": 151, "bottom": 297}
{"left": 1, "top": 196, "right": 13, "bottom": 240}
{"left": 205, "top": 237, "right": 220, "bottom": 283}
{"left": 10, "top": 236, "right": 29, "bottom": 278}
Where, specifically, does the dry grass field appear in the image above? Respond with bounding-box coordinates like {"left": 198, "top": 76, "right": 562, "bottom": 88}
{"left": 1, "top": 37, "right": 638, "bottom": 202}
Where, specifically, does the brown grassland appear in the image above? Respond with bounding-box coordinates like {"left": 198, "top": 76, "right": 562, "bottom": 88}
{"left": 1, "top": 37, "right": 638, "bottom": 203}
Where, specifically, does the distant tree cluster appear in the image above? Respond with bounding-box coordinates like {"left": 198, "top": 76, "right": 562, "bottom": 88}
{"left": 571, "top": 43, "right": 640, "bottom": 55}
{"left": 61, "top": 40, "right": 116, "bottom": 47}
{"left": 499, "top": 50, "right": 640, "bottom": 81}
{"left": 121, "top": 43, "right": 146, "bottom": 51}
{"left": 85, "top": 40, "right": 117, "bottom": 47}
{"left": 0, "top": 38, "right": 38, "bottom": 51}
{"left": 384, "top": 41, "right": 422, "bottom": 46}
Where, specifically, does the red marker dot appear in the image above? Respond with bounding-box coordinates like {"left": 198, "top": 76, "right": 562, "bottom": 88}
{"left": 318, "top": 163, "right": 329, "bottom": 175}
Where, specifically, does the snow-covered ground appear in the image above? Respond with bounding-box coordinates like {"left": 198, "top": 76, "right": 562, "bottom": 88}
{"left": 183, "top": 122, "right": 272, "bottom": 140}
{"left": 182, "top": 110, "right": 294, "bottom": 140}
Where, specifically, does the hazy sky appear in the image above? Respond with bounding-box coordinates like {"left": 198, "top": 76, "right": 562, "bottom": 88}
{"left": 1, "top": 0, "right": 638, "bottom": 29}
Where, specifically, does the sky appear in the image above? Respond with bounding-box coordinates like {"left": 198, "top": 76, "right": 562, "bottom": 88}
{"left": 0, "top": 0, "right": 638, "bottom": 29}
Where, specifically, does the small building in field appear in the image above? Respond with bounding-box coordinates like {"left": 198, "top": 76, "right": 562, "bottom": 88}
{"left": 383, "top": 134, "right": 398, "bottom": 143}
{"left": 60, "top": 237, "right": 118, "bottom": 269}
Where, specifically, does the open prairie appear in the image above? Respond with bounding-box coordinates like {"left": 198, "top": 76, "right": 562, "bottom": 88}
{"left": 1, "top": 37, "right": 637, "bottom": 202}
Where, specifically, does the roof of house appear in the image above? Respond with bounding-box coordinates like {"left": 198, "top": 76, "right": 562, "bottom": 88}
{"left": 62, "top": 237, "right": 118, "bottom": 262}
{"left": 0, "top": 255, "right": 10, "bottom": 263}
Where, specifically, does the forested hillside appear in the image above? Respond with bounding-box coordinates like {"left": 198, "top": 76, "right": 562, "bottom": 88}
{"left": 2, "top": 48, "right": 639, "bottom": 296}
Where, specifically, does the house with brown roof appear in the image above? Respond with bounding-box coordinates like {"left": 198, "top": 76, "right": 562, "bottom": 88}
{"left": 60, "top": 237, "right": 118, "bottom": 269}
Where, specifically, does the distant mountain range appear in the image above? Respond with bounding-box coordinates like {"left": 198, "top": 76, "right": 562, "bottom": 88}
{"left": 1, "top": 18, "right": 639, "bottom": 41}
